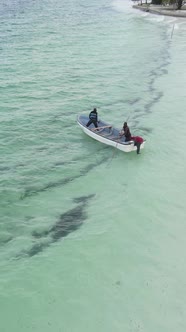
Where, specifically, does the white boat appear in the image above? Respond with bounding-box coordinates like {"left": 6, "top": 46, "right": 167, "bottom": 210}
{"left": 77, "top": 114, "right": 146, "bottom": 153}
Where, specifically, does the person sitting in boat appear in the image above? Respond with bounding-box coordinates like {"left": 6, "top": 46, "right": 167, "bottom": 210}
{"left": 131, "top": 136, "right": 144, "bottom": 154}
{"left": 120, "top": 122, "right": 131, "bottom": 141}
{"left": 86, "top": 108, "right": 98, "bottom": 128}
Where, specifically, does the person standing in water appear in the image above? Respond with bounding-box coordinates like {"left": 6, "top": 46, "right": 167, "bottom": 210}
{"left": 131, "top": 136, "right": 144, "bottom": 154}
{"left": 86, "top": 108, "right": 98, "bottom": 128}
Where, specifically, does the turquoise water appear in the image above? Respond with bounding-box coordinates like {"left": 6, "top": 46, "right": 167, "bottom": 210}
{"left": 1, "top": 0, "right": 186, "bottom": 331}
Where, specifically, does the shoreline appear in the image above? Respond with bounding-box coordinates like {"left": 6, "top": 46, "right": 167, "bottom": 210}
{"left": 132, "top": 3, "right": 186, "bottom": 17}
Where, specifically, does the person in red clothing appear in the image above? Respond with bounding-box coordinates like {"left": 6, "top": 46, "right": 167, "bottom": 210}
{"left": 131, "top": 136, "right": 144, "bottom": 154}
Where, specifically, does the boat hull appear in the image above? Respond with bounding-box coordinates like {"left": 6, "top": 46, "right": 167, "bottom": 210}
{"left": 77, "top": 114, "right": 145, "bottom": 153}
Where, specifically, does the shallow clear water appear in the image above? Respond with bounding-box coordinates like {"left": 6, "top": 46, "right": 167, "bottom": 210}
{"left": 1, "top": 0, "right": 186, "bottom": 331}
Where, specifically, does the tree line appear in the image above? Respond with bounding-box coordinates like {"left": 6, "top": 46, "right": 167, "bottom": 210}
{"left": 151, "top": 0, "right": 184, "bottom": 9}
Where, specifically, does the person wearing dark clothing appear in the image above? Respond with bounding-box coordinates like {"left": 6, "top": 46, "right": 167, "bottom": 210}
{"left": 131, "top": 136, "right": 144, "bottom": 154}
{"left": 86, "top": 108, "right": 98, "bottom": 128}
{"left": 121, "top": 122, "right": 131, "bottom": 141}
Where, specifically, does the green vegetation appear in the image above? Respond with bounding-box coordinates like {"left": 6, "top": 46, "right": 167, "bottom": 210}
{"left": 151, "top": 0, "right": 183, "bottom": 9}
{"left": 151, "top": 0, "right": 162, "bottom": 4}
